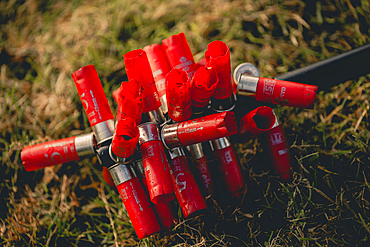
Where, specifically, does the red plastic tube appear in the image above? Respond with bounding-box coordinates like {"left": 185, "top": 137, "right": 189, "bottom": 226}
{"left": 112, "top": 87, "right": 120, "bottom": 104}
{"left": 238, "top": 106, "right": 276, "bottom": 139}
{"left": 166, "top": 69, "right": 192, "bottom": 122}
{"left": 255, "top": 77, "right": 318, "bottom": 108}
{"left": 116, "top": 80, "right": 143, "bottom": 125}
{"left": 161, "top": 111, "right": 238, "bottom": 149}
{"left": 162, "top": 33, "right": 199, "bottom": 79}
{"left": 138, "top": 123, "right": 175, "bottom": 204}
{"left": 72, "top": 65, "right": 114, "bottom": 126}
{"left": 102, "top": 166, "right": 115, "bottom": 187}
{"left": 211, "top": 138, "right": 245, "bottom": 199}
{"left": 192, "top": 155, "right": 215, "bottom": 196}
{"left": 190, "top": 66, "right": 218, "bottom": 108}
{"left": 22, "top": 137, "right": 78, "bottom": 171}
{"left": 123, "top": 49, "right": 161, "bottom": 112}
{"left": 140, "top": 176, "right": 178, "bottom": 231}
{"left": 143, "top": 44, "right": 171, "bottom": 99}
{"left": 134, "top": 157, "right": 178, "bottom": 231}
{"left": 21, "top": 133, "right": 95, "bottom": 171}
{"left": 111, "top": 117, "right": 139, "bottom": 158}
{"left": 187, "top": 143, "right": 215, "bottom": 196}
{"left": 117, "top": 177, "right": 161, "bottom": 239}
{"left": 205, "top": 41, "right": 233, "bottom": 100}
{"left": 263, "top": 122, "right": 293, "bottom": 182}
{"left": 168, "top": 148, "right": 207, "bottom": 218}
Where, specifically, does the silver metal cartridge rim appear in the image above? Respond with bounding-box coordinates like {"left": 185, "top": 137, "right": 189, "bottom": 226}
{"left": 147, "top": 108, "right": 166, "bottom": 124}
{"left": 186, "top": 143, "right": 205, "bottom": 160}
{"left": 108, "top": 144, "right": 132, "bottom": 164}
{"left": 92, "top": 119, "right": 115, "bottom": 145}
{"left": 233, "top": 62, "right": 261, "bottom": 85}
{"left": 237, "top": 74, "right": 259, "bottom": 95}
{"left": 168, "top": 147, "right": 185, "bottom": 160}
{"left": 160, "top": 94, "right": 169, "bottom": 115}
{"left": 161, "top": 123, "right": 180, "bottom": 149}
{"left": 210, "top": 137, "right": 231, "bottom": 151}
{"left": 211, "top": 92, "right": 237, "bottom": 112}
{"left": 75, "top": 132, "right": 96, "bottom": 158}
{"left": 108, "top": 163, "right": 136, "bottom": 186}
{"left": 138, "top": 122, "right": 160, "bottom": 145}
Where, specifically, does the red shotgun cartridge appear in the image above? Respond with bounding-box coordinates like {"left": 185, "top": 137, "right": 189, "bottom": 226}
{"left": 236, "top": 74, "right": 318, "bottom": 109}
{"left": 72, "top": 65, "right": 115, "bottom": 144}
{"left": 187, "top": 143, "right": 215, "bottom": 196}
{"left": 108, "top": 163, "right": 161, "bottom": 239}
{"left": 138, "top": 123, "right": 175, "bottom": 204}
{"left": 143, "top": 43, "right": 171, "bottom": 114}
{"left": 162, "top": 33, "right": 199, "bottom": 80}
{"left": 21, "top": 133, "right": 95, "bottom": 171}
{"left": 238, "top": 106, "right": 276, "bottom": 139}
{"left": 161, "top": 111, "right": 238, "bottom": 149}
{"left": 205, "top": 41, "right": 236, "bottom": 112}
{"left": 168, "top": 147, "right": 208, "bottom": 218}
{"left": 166, "top": 69, "right": 192, "bottom": 122}
{"left": 190, "top": 66, "right": 218, "bottom": 114}
{"left": 210, "top": 137, "right": 245, "bottom": 199}
{"left": 123, "top": 49, "right": 165, "bottom": 124}
{"left": 111, "top": 117, "right": 139, "bottom": 159}
{"left": 134, "top": 158, "right": 179, "bottom": 231}
{"left": 261, "top": 111, "right": 293, "bottom": 182}
{"left": 116, "top": 80, "right": 143, "bottom": 125}
{"left": 102, "top": 166, "right": 115, "bottom": 187}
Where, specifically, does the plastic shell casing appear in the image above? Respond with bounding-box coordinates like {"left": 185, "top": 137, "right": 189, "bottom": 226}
{"left": 162, "top": 33, "right": 199, "bottom": 80}
{"left": 161, "top": 111, "right": 238, "bottom": 149}
{"left": 116, "top": 177, "right": 162, "bottom": 239}
{"left": 21, "top": 133, "right": 95, "bottom": 171}
{"left": 138, "top": 123, "right": 175, "bottom": 204}
{"left": 166, "top": 69, "right": 192, "bottom": 122}
{"left": 72, "top": 65, "right": 115, "bottom": 144}
{"left": 211, "top": 138, "right": 245, "bottom": 199}
{"left": 116, "top": 80, "right": 143, "bottom": 125}
{"left": 263, "top": 123, "right": 293, "bottom": 182}
{"left": 190, "top": 67, "right": 218, "bottom": 108}
{"left": 143, "top": 44, "right": 171, "bottom": 114}
{"left": 192, "top": 155, "right": 214, "bottom": 196}
{"left": 72, "top": 65, "right": 114, "bottom": 126}
{"left": 255, "top": 77, "right": 318, "bottom": 109}
{"left": 111, "top": 117, "right": 139, "bottom": 158}
{"left": 187, "top": 143, "right": 214, "bottom": 196}
{"left": 205, "top": 41, "right": 233, "bottom": 100}
{"left": 141, "top": 176, "right": 178, "bottom": 231}
{"left": 238, "top": 106, "right": 276, "bottom": 139}
{"left": 168, "top": 148, "right": 207, "bottom": 218}
{"left": 123, "top": 49, "right": 162, "bottom": 112}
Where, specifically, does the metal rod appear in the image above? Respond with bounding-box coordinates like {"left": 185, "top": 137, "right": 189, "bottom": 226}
{"left": 275, "top": 43, "right": 370, "bottom": 91}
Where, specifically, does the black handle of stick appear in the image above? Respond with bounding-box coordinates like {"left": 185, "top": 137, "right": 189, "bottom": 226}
{"left": 275, "top": 43, "right": 370, "bottom": 91}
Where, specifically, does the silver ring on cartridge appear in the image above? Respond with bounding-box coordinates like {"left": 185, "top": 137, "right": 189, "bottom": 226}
{"left": 186, "top": 143, "right": 205, "bottom": 160}
{"left": 75, "top": 132, "right": 96, "bottom": 159}
{"left": 168, "top": 147, "right": 185, "bottom": 160}
{"left": 233, "top": 63, "right": 260, "bottom": 84}
{"left": 147, "top": 108, "right": 166, "bottom": 125}
{"left": 108, "top": 145, "right": 132, "bottom": 165}
{"left": 92, "top": 119, "right": 115, "bottom": 145}
{"left": 210, "top": 137, "right": 231, "bottom": 151}
{"left": 161, "top": 123, "right": 180, "bottom": 149}
{"left": 107, "top": 163, "right": 136, "bottom": 186}
{"left": 138, "top": 122, "right": 160, "bottom": 145}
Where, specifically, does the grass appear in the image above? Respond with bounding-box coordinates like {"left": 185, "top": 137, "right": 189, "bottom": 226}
{"left": 1, "top": 0, "right": 370, "bottom": 246}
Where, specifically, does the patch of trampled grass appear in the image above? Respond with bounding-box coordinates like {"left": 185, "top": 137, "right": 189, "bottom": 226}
{"left": 1, "top": 0, "right": 370, "bottom": 246}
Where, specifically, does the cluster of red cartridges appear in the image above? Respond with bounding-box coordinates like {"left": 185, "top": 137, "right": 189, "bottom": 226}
{"left": 21, "top": 32, "right": 318, "bottom": 239}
